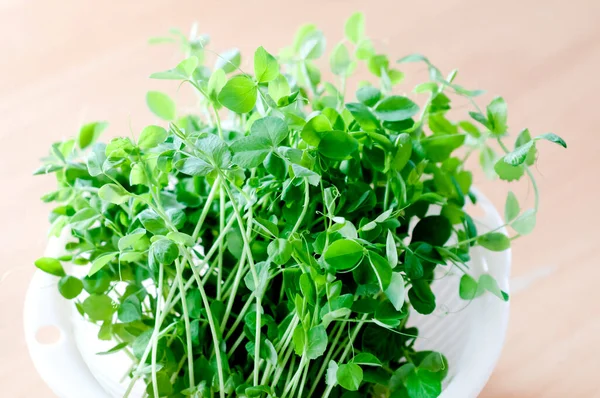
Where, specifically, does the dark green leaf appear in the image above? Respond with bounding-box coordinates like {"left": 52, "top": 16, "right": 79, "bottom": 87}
{"left": 324, "top": 239, "right": 364, "bottom": 271}
{"left": 367, "top": 251, "right": 392, "bottom": 291}
{"left": 318, "top": 131, "right": 359, "bottom": 160}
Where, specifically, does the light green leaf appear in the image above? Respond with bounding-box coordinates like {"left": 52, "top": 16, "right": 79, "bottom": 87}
{"left": 58, "top": 276, "right": 83, "bottom": 300}
{"left": 166, "top": 231, "right": 194, "bottom": 246}
{"left": 98, "top": 184, "right": 130, "bottom": 204}
{"left": 292, "top": 325, "right": 305, "bottom": 356}
{"left": 218, "top": 75, "right": 257, "bottom": 114}
{"left": 34, "top": 257, "right": 66, "bottom": 277}
{"left": 86, "top": 143, "right": 107, "bottom": 177}
{"left": 268, "top": 74, "right": 290, "bottom": 102}
{"left": 215, "top": 48, "right": 241, "bottom": 74}
{"left": 386, "top": 230, "right": 398, "bottom": 268}
{"left": 175, "top": 157, "right": 213, "bottom": 176}
{"left": 511, "top": 209, "right": 536, "bottom": 235}
{"left": 150, "top": 56, "right": 198, "bottom": 79}
{"left": 89, "top": 252, "right": 118, "bottom": 276}
{"left": 351, "top": 352, "right": 382, "bottom": 367}
{"left": 494, "top": 158, "right": 525, "bottom": 181}
{"left": 326, "top": 361, "right": 339, "bottom": 386}
{"left": 150, "top": 239, "right": 179, "bottom": 265}
{"left": 78, "top": 122, "right": 108, "bottom": 150}
{"left": 267, "top": 239, "right": 293, "bottom": 266}
{"left": 118, "top": 228, "right": 147, "bottom": 251}
{"left": 486, "top": 96, "right": 508, "bottom": 136}
{"left": 459, "top": 274, "right": 483, "bottom": 300}
{"left": 118, "top": 294, "right": 142, "bottom": 323}
{"left": 345, "top": 102, "right": 380, "bottom": 132}
{"left": 129, "top": 163, "right": 146, "bottom": 186}
{"left": 504, "top": 141, "right": 535, "bottom": 166}
{"left": 355, "top": 38, "right": 375, "bottom": 60}
{"left": 504, "top": 191, "right": 520, "bottom": 223}
{"left": 302, "top": 114, "right": 333, "bottom": 146}
{"left": 384, "top": 272, "right": 405, "bottom": 311}
{"left": 207, "top": 68, "right": 227, "bottom": 102}
{"left": 252, "top": 116, "right": 288, "bottom": 146}
{"left": 479, "top": 274, "right": 509, "bottom": 301}
{"left": 477, "top": 232, "right": 511, "bottom": 252}
{"left": 69, "top": 208, "right": 99, "bottom": 230}
{"left": 356, "top": 86, "right": 381, "bottom": 107}
{"left": 536, "top": 132, "right": 567, "bottom": 148}
{"left": 367, "top": 251, "right": 392, "bottom": 291}
{"left": 254, "top": 46, "right": 279, "bottom": 83}
{"left": 336, "top": 363, "right": 363, "bottom": 391}
{"left": 344, "top": 12, "right": 365, "bottom": 44}
{"left": 138, "top": 125, "right": 168, "bottom": 150}
{"left": 146, "top": 91, "right": 176, "bottom": 121}
{"left": 330, "top": 43, "right": 352, "bottom": 76}
{"left": 306, "top": 325, "right": 328, "bottom": 360}
{"left": 324, "top": 239, "right": 364, "bottom": 271}
{"left": 374, "top": 96, "right": 419, "bottom": 122}
{"left": 231, "top": 136, "right": 271, "bottom": 168}
{"left": 82, "top": 294, "right": 115, "bottom": 322}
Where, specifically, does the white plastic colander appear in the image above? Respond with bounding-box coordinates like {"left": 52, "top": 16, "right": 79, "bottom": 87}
{"left": 24, "top": 189, "right": 510, "bottom": 398}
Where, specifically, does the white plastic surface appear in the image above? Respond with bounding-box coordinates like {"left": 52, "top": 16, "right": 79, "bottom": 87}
{"left": 24, "top": 190, "right": 510, "bottom": 398}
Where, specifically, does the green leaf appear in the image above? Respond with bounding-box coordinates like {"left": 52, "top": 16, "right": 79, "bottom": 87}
{"left": 231, "top": 136, "right": 271, "bottom": 168}
{"left": 301, "top": 114, "right": 332, "bottom": 146}
{"left": 421, "top": 134, "right": 465, "bottom": 163}
{"left": 69, "top": 208, "right": 99, "bottom": 230}
{"left": 207, "top": 68, "right": 227, "bottom": 102}
{"left": 330, "top": 43, "right": 353, "bottom": 76}
{"left": 356, "top": 86, "right": 381, "bottom": 107}
{"left": 337, "top": 363, "right": 363, "bottom": 391}
{"left": 98, "top": 184, "right": 130, "bottom": 205}
{"left": 504, "top": 141, "right": 534, "bottom": 166}
{"left": 385, "top": 272, "right": 406, "bottom": 311}
{"left": 386, "top": 230, "right": 398, "bottom": 268}
{"left": 118, "top": 228, "right": 147, "bottom": 251}
{"left": 218, "top": 75, "right": 257, "bottom": 114}
{"left": 89, "top": 252, "right": 118, "bottom": 276}
{"left": 86, "top": 143, "right": 107, "bottom": 177}
{"left": 137, "top": 125, "right": 168, "bottom": 150}
{"left": 391, "top": 133, "right": 412, "bottom": 171}
{"left": 367, "top": 251, "right": 392, "bottom": 291}
{"left": 411, "top": 216, "right": 452, "bottom": 246}
{"left": 324, "top": 239, "right": 364, "bottom": 271}
{"left": 252, "top": 116, "right": 288, "bottom": 146}
{"left": 486, "top": 96, "right": 508, "bottom": 136}
{"left": 254, "top": 46, "right": 279, "bottom": 83}
{"left": 494, "top": 158, "right": 525, "bottom": 181}
{"left": 146, "top": 91, "right": 176, "bottom": 121}
{"left": 326, "top": 361, "right": 339, "bottom": 386}
{"left": 306, "top": 325, "right": 328, "bottom": 360}
{"left": 345, "top": 102, "right": 380, "bottom": 132}
{"left": 167, "top": 231, "right": 195, "bottom": 246}
{"left": 408, "top": 280, "right": 436, "bottom": 315}
{"left": 78, "top": 121, "right": 108, "bottom": 149}
{"left": 367, "top": 54, "right": 389, "bottom": 77}
{"left": 267, "top": 239, "right": 293, "bottom": 266}
{"left": 345, "top": 12, "right": 365, "bottom": 44}
{"left": 479, "top": 274, "right": 509, "bottom": 301}
{"left": 511, "top": 209, "right": 536, "bottom": 235}
{"left": 151, "top": 239, "right": 179, "bottom": 265}
{"left": 129, "top": 163, "right": 146, "bottom": 186}
{"left": 504, "top": 191, "right": 520, "bottom": 222}
{"left": 34, "top": 257, "right": 66, "bottom": 277}
{"left": 318, "top": 131, "right": 359, "bottom": 160}
{"left": 175, "top": 157, "right": 213, "bottom": 176}
{"left": 374, "top": 96, "right": 419, "bottom": 122}
{"left": 292, "top": 325, "right": 305, "bottom": 356}
{"left": 118, "top": 294, "right": 142, "bottom": 323}
{"left": 58, "top": 276, "right": 83, "bottom": 299}
{"left": 244, "top": 261, "right": 270, "bottom": 299}
{"left": 514, "top": 128, "right": 537, "bottom": 166}
{"left": 296, "top": 26, "right": 325, "bottom": 60}
{"left": 459, "top": 274, "right": 483, "bottom": 300}
{"left": 215, "top": 48, "right": 241, "bottom": 74}
{"left": 351, "top": 352, "right": 382, "bottom": 367}
{"left": 405, "top": 369, "right": 442, "bottom": 398}
{"left": 537, "top": 132, "right": 567, "bottom": 148}
{"left": 268, "top": 74, "right": 290, "bottom": 102}
{"left": 82, "top": 294, "right": 115, "bottom": 321}
{"left": 150, "top": 56, "right": 198, "bottom": 79}
{"left": 478, "top": 232, "right": 511, "bottom": 251}
{"left": 138, "top": 209, "right": 168, "bottom": 235}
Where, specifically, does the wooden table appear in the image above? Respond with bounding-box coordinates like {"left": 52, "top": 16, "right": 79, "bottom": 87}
{"left": 1, "top": 0, "right": 598, "bottom": 396}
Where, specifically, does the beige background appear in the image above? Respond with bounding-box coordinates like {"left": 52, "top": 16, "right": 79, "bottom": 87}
{"left": 1, "top": 0, "right": 599, "bottom": 397}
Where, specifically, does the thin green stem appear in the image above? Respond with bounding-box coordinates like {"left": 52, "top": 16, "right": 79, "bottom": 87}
{"left": 150, "top": 264, "right": 164, "bottom": 398}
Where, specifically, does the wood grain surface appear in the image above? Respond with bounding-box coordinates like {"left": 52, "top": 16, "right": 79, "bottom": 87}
{"left": 1, "top": 0, "right": 598, "bottom": 397}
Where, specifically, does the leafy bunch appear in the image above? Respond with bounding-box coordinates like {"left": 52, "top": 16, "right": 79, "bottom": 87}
{"left": 34, "top": 12, "right": 565, "bottom": 398}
